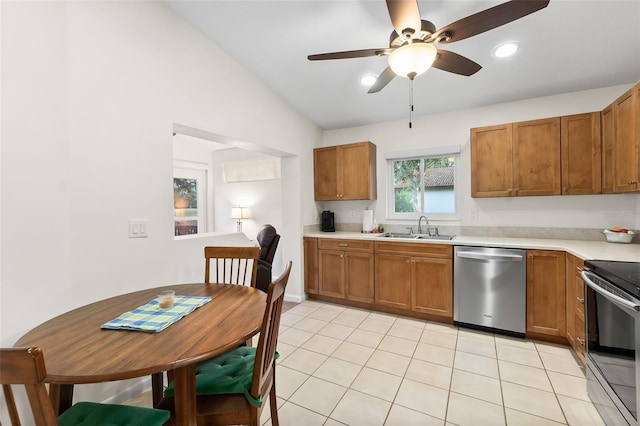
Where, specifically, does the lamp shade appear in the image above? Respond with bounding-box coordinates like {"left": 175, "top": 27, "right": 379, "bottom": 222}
{"left": 388, "top": 43, "right": 437, "bottom": 79}
{"left": 231, "top": 207, "right": 249, "bottom": 219}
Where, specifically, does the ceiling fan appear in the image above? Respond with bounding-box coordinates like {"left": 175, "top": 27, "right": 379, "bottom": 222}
{"left": 308, "top": 0, "right": 550, "bottom": 93}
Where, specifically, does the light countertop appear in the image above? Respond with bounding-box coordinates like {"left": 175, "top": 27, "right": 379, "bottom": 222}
{"left": 304, "top": 231, "right": 640, "bottom": 262}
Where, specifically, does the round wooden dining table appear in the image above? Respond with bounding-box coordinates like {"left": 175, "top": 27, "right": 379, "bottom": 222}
{"left": 15, "top": 283, "right": 267, "bottom": 426}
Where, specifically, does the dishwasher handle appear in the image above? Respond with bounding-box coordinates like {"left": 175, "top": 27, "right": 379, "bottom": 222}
{"left": 456, "top": 251, "right": 524, "bottom": 262}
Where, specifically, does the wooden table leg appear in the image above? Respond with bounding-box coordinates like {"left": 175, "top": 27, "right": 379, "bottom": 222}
{"left": 172, "top": 364, "right": 197, "bottom": 426}
{"left": 49, "top": 384, "right": 74, "bottom": 415}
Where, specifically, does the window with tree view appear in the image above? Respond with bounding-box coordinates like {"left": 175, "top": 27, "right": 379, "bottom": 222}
{"left": 173, "top": 164, "right": 207, "bottom": 236}
{"left": 390, "top": 155, "right": 457, "bottom": 218}
{"left": 174, "top": 178, "right": 199, "bottom": 235}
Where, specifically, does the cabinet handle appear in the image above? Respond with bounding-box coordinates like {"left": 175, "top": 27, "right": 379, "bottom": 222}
{"left": 563, "top": 187, "right": 568, "bottom": 192}
{"left": 340, "top": 254, "right": 344, "bottom": 258}
{"left": 338, "top": 243, "right": 348, "bottom": 247}
{"left": 507, "top": 188, "right": 513, "bottom": 195}
{"left": 514, "top": 188, "right": 519, "bottom": 194}
{"left": 577, "top": 337, "right": 585, "bottom": 346}
{"left": 577, "top": 266, "right": 584, "bottom": 272}
{"left": 577, "top": 297, "right": 584, "bottom": 304}
{"left": 629, "top": 180, "right": 638, "bottom": 185}
{"left": 406, "top": 259, "right": 411, "bottom": 264}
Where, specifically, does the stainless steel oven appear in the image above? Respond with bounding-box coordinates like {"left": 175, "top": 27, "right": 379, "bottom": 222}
{"left": 582, "top": 260, "right": 640, "bottom": 425}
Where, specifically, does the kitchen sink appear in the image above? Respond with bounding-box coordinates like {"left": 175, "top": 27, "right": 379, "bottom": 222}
{"left": 377, "top": 233, "right": 455, "bottom": 241}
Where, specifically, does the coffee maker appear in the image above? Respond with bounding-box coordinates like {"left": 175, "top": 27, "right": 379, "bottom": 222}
{"left": 321, "top": 211, "right": 335, "bottom": 232}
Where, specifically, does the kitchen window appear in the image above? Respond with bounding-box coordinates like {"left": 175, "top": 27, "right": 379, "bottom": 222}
{"left": 386, "top": 146, "right": 460, "bottom": 220}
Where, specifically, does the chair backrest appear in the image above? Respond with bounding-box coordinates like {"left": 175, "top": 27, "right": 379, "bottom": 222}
{"left": 1, "top": 347, "right": 59, "bottom": 425}
{"left": 250, "top": 261, "right": 292, "bottom": 404}
{"left": 256, "top": 225, "right": 280, "bottom": 265}
{"left": 204, "top": 246, "right": 261, "bottom": 285}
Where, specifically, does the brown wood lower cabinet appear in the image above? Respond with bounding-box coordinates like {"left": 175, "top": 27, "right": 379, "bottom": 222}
{"left": 526, "top": 250, "right": 566, "bottom": 340}
{"left": 318, "top": 239, "right": 374, "bottom": 303}
{"left": 303, "top": 237, "right": 318, "bottom": 295}
{"left": 375, "top": 241, "right": 453, "bottom": 320}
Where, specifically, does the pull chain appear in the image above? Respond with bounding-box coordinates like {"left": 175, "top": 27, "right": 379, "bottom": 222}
{"left": 409, "top": 78, "right": 414, "bottom": 129}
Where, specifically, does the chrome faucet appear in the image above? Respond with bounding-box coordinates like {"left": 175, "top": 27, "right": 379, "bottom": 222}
{"left": 418, "top": 215, "right": 428, "bottom": 234}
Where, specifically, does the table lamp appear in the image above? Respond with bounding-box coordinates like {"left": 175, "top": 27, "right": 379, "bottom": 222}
{"left": 231, "top": 207, "right": 249, "bottom": 232}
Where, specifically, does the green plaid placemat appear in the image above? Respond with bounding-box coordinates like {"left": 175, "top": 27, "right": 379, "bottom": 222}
{"left": 101, "top": 295, "right": 212, "bottom": 332}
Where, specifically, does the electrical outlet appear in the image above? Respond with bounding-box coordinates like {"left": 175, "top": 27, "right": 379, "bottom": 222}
{"left": 349, "top": 210, "right": 355, "bottom": 218}
{"left": 469, "top": 209, "right": 478, "bottom": 221}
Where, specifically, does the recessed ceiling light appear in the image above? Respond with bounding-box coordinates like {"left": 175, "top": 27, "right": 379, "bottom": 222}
{"left": 360, "top": 74, "right": 377, "bottom": 86}
{"left": 492, "top": 41, "right": 519, "bottom": 58}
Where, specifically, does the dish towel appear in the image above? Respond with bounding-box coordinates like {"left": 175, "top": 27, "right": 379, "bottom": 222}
{"left": 101, "top": 295, "right": 212, "bottom": 332}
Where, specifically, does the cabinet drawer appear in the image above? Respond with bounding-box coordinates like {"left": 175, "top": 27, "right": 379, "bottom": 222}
{"left": 575, "top": 279, "right": 585, "bottom": 317}
{"left": 319, "top": 239, "right": 373, "bottom": 252}
{"left": 575, "top": 313, "right": 585, "bottom": 357}
{"left": 375, "top": 241, "right": 452, "bottom": 258}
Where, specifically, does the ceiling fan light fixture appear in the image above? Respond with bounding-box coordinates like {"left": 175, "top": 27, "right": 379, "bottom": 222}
{"left": 492, "top": 41, "right": 519, "bottom": 58}
{"left": 388, "top": 43, "right": 437, "bottom": 79}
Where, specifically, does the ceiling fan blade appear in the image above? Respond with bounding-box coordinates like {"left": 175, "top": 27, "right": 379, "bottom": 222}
{"left": 308, "top": 48, "right": 393, "bottom": 61}
{"left": 386, "top": 0, "right": 422, "bottom": 38}
{"left": 368, "top": 67, "right": 396, "bottom": 94}
{"left": 433, "top": 0, "right": 550, "bottom": 44}
{"left": 432, "top": 49, "right": 482, "bottom": 76}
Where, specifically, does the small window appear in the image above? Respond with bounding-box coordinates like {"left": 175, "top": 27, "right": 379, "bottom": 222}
{"left": 387, "top": 150, "right": 459, "bottom": 220}
{"left": 174, "top": 165, "right": 207, "bottom": 236}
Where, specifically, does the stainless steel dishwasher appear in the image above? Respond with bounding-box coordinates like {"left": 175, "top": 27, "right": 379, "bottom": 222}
{"left": 454, "top": 246, "right": 526, "bottom": 336}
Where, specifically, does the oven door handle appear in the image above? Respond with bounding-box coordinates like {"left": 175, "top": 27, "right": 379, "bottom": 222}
{"left": 582, "top": 270, "right": 640, "bottom": 313}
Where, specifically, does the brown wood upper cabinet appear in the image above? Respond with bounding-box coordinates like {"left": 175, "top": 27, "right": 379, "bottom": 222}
{"left": 314, "top": 141, "right": 377, "bottom": 201}
{"left": 513, "top": 117, "right": 561, "bottom": 196}
{"left": 602, "top": 83, "right": 640, "bottom": 193}
{"left": 472, "top": 114, "right": 602, "bottom": 197}
{"left": 561, "top": 112, "right": 601, "bottom": 194}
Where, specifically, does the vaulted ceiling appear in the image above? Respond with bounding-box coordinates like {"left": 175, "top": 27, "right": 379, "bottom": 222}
{"left": 165, "top": 0, "right": 640, "bottom": 130}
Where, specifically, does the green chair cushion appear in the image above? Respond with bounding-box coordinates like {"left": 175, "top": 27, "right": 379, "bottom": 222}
{"left": 57, "top": 401, "right": 170, "bottom": 426}
{"left": 165, "top": 346, "right": 278, "bottom": 408}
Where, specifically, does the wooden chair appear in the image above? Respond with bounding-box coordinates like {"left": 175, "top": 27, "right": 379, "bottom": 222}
{"left": 151, "top": 245, "right": 262, "bottom": 407}
{"left": 158, "top": 261, "right": 293, "bottom": 425}
{"left": 204, "top": 246, "right": 261, "bottom": 286}
{"left": 0, "top": 346, "right": 170, "bottom": 426}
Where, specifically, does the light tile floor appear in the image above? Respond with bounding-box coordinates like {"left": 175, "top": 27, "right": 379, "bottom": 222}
{"left": 127, "top": 300, "right": 605, "bottom": 425}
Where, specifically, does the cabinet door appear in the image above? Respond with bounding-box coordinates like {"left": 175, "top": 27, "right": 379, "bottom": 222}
{"left": 526, "top": 250, "right": 566, "bottom": 337}
{"left": 601, "top": 104, "right": 615, "bottom": 194}
{"left": 471, "top": 123, "right": 514, "bottom": 197}
{"left": 340, "top": 142, "right": 376, "bottom": 200}
{"left": 561, "top": 112, "right": 601, "bottom": 194}
{"left": 345, "top": 252, "right": 374, "bottom": 303}
{"left": 375, "top": 254, "right": 412, "bottom": 309}
{"left": 412, "top": 257, "right": 452, "bottom": 318}
{"left": 513, "top": 118, "right": 561, "bottom": 196}
{"left": 318, "top": 249, "right": 345, "bottom": 298}
{"left": 303, "top": 237, "right": 318, "bottom": 294}
{"left": 614, "top": 86, "right": 639, "bottom": 192}
{"left": 314, "top": 146, "right": 338, "bottom": 200}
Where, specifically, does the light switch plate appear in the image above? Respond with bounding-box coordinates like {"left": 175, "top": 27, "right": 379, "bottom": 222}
{"left": 128, "top": 219, "right": 148, "bottom": 238}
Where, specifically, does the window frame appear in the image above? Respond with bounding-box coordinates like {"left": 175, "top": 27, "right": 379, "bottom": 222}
{"left": 173, "top": 160, "right": 208, "bottom": 237}
{"left": 386, "top": 149, "right": 461, "bottom": 222}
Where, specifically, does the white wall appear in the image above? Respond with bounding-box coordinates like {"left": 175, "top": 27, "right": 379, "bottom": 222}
{"left": 1, "top": 0, "right": 320, "bottom": 417}
{"left": 322, "top": 85, "right": 640, "bottom": 231}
